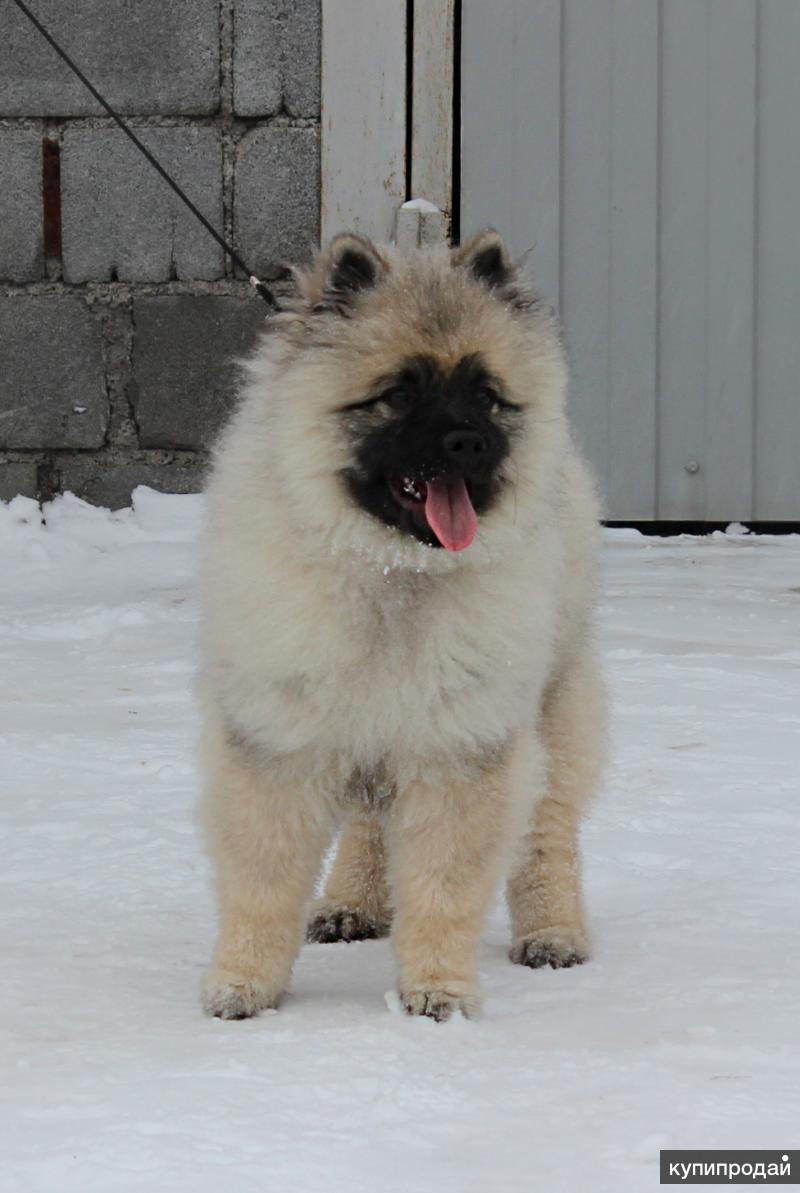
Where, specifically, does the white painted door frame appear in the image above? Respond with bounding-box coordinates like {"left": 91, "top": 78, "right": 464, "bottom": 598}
{"left": 320, "top": 0, "right": 455, "bottom": 245}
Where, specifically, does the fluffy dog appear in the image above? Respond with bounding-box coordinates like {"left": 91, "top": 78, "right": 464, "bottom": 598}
{"left": 199, "top": 231, "right": 607, "bottom": 1021}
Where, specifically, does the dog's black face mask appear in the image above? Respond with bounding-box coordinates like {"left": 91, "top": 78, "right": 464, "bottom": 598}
{"left": 340, "top": 354, "right": 521, "bottom": 551}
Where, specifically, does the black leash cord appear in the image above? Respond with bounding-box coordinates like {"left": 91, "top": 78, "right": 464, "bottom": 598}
{"left": 10, "top": 0, "right": 281, "bottom": 310}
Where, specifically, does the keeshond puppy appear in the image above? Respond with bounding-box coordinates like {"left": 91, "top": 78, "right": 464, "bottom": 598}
{"left": 199, "top": 230, "right": 607, "bottom": 1021}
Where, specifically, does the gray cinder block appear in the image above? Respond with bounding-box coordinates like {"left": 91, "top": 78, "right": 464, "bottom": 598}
{"left": 0, "top": 295, "right": 107, "bottom": 449}
{"left": 233, "top": 0, "right": 321, "bottom": 118}
{"left": 0, "top": 128, "right": 44, "bottom": 282}
{"left": 131, "top": 295, "right": 268, "bottom": 450}
{"left": 56, "top": 454, "right": 209, "bottom": 509}
{"left": 0, "top": 459, "right": 39, "bottom": 501}
{"left": 234, "top": 125, "right": 319, "bottom": 280}
{"left": 61, "top": 127, "right": 224, "bottom": 283}
{"left": 0, "top": 0, "right": 219, "bottom": 116}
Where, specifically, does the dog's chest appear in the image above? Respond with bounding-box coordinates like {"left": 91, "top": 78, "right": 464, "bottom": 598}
{"left": 249, "top": 565, "right": 551, "bottom": 761}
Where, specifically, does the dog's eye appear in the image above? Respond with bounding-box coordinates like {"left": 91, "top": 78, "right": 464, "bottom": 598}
{"left": 382, "top": 388, "right": 412, "bottom": 412}
{"left": 478, "top": 387, "right": 521, "bottom": 415}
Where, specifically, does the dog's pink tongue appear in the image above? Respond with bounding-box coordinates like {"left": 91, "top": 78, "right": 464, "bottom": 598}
{"left": 424, "top": 477, "right": 478, "bottom": 552}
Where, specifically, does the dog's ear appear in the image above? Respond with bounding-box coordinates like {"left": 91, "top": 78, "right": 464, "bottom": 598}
{"left": 452, "top": 230, "right": 534, "bottom": 310}
{"left": 305, "top": 233, "right": 388, "bottom": 314}
{"left": 452, "top": 230, "right": 514, "bottom": 288}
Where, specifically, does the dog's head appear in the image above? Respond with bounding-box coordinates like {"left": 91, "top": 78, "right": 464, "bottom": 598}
{"left": 237, "top": 231, "right": 568, "bottom": 568}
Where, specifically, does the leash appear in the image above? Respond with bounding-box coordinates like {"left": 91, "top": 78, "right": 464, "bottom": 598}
{"left": 10, "top": 0, "right": 281, "bottom": 311}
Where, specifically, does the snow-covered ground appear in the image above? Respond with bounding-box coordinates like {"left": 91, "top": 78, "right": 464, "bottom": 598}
{"left": 1, "top": 489, "right": 798, "bottom": 1193}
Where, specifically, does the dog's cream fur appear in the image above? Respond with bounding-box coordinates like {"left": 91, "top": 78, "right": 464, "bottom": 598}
{"left": 199, "top": 232, "right": 607, "bottom": 1020}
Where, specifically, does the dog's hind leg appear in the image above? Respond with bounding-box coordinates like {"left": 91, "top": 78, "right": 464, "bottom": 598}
{"left": 202, "top": 722, "right": 336, "bottom": 1019}
{"left": 307, "top": 809, "right": 392, "bottom": 943}
{"left": 507, "top": 648, "right": 607, "bottom": 970}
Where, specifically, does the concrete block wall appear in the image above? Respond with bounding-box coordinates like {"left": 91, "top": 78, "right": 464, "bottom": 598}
{"left": 0, "top": 0, "right": 320, "bottom": 506}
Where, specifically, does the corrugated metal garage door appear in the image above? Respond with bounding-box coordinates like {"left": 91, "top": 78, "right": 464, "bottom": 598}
{"left": 461, "top": 0, "right": 800, "bottom": 521}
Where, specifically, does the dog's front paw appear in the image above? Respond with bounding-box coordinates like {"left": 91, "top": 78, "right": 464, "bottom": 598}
{"left": 509, "top": 926, "right": 590, "bottom": 970}
{"left": 401, "top": 984, "right": 480, "bottom": 1022}
{"left": 306, "top": 903, "right": 390, "bottom": 944}
{"left": 202, "top": 970, "right": 279, "bottom": 1020}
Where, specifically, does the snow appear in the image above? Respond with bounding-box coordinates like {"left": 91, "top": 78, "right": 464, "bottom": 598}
{"left": 1, "top": 489, "right": 798, "bottom": 1193}
{"left": 400, "top": 197, "right": 442, "bottom": 213}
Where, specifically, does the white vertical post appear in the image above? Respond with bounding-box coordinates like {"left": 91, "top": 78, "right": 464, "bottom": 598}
{"left": 395, "top": 199, "right": 448, "bottom": 249}
{"left": 410, "top": 0, "right": 455, "bottom": 224}
{"left": 320, "top": 0, "right": 407, "bottom": 243}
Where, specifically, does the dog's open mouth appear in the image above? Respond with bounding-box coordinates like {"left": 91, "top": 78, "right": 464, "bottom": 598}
{"left": 389, "top": 475, "right": 478, "bottom": 552}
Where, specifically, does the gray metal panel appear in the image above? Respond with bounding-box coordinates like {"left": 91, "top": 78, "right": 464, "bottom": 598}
{"left": 659, "top": 0, "right": 757, "bottom": 520}
{"left": 560, "top": 0, "right": 614, "bottom": 496}
{"left": 606, "top": 0, "right": 659, "bottom": 521}
{"left": 658, "top": 0, "right": 711, "bottom": 519}
{"left": 461, "top": 0, "right": 799, "bottom": 521}
{"left": 755, "top": 0, "right": 800, "bottom": 520}
{"left": 460, "top": 0, "right": 562, "bottom": 305}
{"left": 705, "top": 0, "right": 757, "bottom": 521}
{"left": 463, "top": 0, "right": 661, "bottom": 519}
{"left": 561, "top": 0, "right": 659, "bottom": 518}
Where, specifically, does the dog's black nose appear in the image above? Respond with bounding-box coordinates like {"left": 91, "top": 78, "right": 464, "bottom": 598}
{"left": 443, "top": 429, "right": 486, "bottom": 459}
